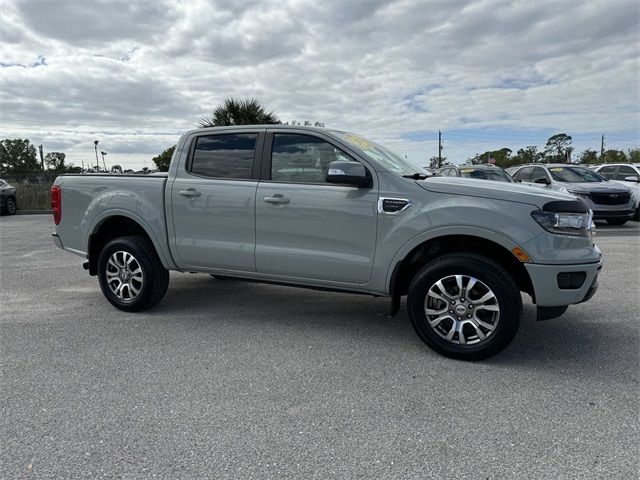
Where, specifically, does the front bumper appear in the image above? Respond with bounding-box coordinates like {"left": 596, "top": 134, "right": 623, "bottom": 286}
{"left": 592, "top": 209, "right": 634, "bottom": 220}
{"left": 525, "top": 259, "right": 602, "bottom": 307}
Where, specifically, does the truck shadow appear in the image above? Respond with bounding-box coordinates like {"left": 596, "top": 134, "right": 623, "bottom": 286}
{"left": 151, "top": 274, "right": 631, "bottom": 374}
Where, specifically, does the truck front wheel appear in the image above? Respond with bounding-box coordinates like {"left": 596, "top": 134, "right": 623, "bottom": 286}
{"left": 407, "top": 253, "right": 522, "bottom": 360}
{"left": 97, "top": 236, "right": 169, "bottom": 312}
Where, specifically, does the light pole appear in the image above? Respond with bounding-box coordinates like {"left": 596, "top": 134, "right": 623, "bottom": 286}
{"left": 101, "top": 151, "right": 107, "bottom": 171}
{"left": 94, "top": 140, "right": 99, "bottom": 171}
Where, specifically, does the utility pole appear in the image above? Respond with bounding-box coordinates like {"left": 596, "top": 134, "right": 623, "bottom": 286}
{"left": 38, "top": 144, "right": 45, "bottom": 171}
{"left": 94, "top": 140, "right": 100, "bottom": 171}
{"left": 600, "top": 134, "right": 605, "bottom": 161}
{"left": 438, "top": 130, "right": 442, "bottom": 168}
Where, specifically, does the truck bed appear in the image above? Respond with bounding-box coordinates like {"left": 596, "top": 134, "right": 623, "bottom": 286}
{"left": 54, "top": 174, "right": 169, "bottom": 258}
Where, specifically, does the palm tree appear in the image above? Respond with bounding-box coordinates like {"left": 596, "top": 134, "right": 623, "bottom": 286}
{"left": 198, "top": 98, "right": 280, "bottom": 127}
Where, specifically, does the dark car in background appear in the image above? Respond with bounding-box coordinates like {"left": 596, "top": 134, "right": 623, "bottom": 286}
{"left": 0, "top": 179, "right": 17, "bottom": 215}
{"left": 508, "top": 164, "right": 634, "bottom": 225}
{"left": 438, "top": 164, "right": 516, "bottom": 183}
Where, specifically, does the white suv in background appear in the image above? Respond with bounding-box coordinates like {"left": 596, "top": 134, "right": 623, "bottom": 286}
{"left": 592, "top": 164, "right": 640, "bottom": 220}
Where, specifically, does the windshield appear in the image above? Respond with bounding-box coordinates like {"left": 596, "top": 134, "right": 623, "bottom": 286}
{"left": 548, "top": 166, "right": 605, "bottom": 183}
{"left": 331, "top": 131, "right": 419, "bottom": 176}
{"left": 459, "top": 167, "right": 513, "bottom": 182}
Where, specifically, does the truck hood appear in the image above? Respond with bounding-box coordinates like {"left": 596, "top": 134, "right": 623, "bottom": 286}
{"left": 417, "top": 177, "right": 575, "bottom": 209}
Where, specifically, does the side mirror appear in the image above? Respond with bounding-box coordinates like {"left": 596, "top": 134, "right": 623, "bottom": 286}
{"left": 534, "top": 177, "right": 550, "bottom": 185}
{"left": 325, "top": 161, "right": 371, "bottom": 187}
{"left": 624, "top": 175, "right": 640, "bottom": 183}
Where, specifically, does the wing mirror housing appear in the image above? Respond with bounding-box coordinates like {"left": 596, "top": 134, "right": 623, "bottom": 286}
{"left": 624, "top": 175, "right": 640, "bottom": 183}
{"left": 325, "top": 161, "right": 372, "bottom": 187}
{"left": 534, "top": 177, "right": 551, "bottom": 185}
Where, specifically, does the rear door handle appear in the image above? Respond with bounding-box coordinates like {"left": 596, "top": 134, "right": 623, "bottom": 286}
{"left": 179, "top": 188, "right": 201, "bottom": 197}
{"left": 264, "top": 194, "right": 290, "bottom": 205}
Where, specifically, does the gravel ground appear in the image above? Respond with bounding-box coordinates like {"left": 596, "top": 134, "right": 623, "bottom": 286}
{"left": 1, "top": 215, "right": 638, "bottom": 479}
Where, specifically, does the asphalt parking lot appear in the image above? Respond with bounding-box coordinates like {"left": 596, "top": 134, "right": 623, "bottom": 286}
{"left": 1, "top": 215, "right": 638, "bottom": 479}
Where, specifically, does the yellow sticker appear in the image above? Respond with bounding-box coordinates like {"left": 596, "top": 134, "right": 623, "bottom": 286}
{"left": 549, "top": 168, "right": 563, "bottom": 172}
{"left": 460, "top": 169, "right": 474, "bottom": 173}
{"left": 343, "top": 134, "right": 373, "bottom": 150}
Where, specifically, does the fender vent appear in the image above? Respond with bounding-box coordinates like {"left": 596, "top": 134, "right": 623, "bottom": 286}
{"left": 382, "top": 199, "right": 409, "bottom": 213}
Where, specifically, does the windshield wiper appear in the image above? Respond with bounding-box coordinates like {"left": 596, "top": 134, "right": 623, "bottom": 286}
{"left": 402, "top": 172, "right": 429, "bottom": 180}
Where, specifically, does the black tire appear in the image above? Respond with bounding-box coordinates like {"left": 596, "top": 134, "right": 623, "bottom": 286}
{"left": 1, "top": 197, "right": 16, "bottom": 215}
{"left": 606, "top": 218, "right": 628, "bottom": 226}
{"left": 97, "top": 236, "right": 169, "bottom": 312}
{"left": 407, "top": 253, "right": 522, "bottom": 361}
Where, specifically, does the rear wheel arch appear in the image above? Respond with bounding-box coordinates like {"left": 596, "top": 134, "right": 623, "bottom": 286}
{"left": 88, "top": 214, "right": 169, "bottom": 275}
{"left": 389, "top": 234, "right": 534, "bottom": 309}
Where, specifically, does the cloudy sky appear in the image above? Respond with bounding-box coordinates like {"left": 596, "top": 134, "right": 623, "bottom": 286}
{"left": 1, "top": 0, "right": 638, "bottom": 170}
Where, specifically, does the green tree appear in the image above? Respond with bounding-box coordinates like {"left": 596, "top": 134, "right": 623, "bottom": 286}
{"left": 627, "top": 147, "right": 640, "bottom": 163}
{"left": 544, "top": 133, "right": 573, "bottom": 162}
{"left": 576, "top": 149, "right": 599, "bottom": 165}
{"left": 152, "top": 145, "right": 176, "bottom": 172}
{"left": 198, "top": 98, "right": 280, "bottom": 127}
{"left": 44, "top": 152, "right": 67, "bottom": 171}
{"left": 428, "top": 156, "right": 449, "bottom": 168}
{"left": 513, "top": 146, "right": 543, "bottom": 165}
{"left": 601, "top": 149, "right": 627, "bottom": 163}
{"left": 468, "top": 148, "right": 512, "bottom": 167}
{"left": 0, "top": 139, "right": 41, "bottom": 175}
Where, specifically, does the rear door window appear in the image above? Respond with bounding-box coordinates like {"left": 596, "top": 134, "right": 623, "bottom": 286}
{"left": 513, "top": 166, "right": 533, "bottom": 182}
{"left": 190, "top": 133, "right": 258, "bottom": 179}
{"left": 597, "top": 165, "right": 617, "bottom": 179}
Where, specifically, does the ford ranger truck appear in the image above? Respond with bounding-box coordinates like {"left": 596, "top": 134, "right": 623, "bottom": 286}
{"left": 51, "top": 126, "right": 602, "bottom": 360}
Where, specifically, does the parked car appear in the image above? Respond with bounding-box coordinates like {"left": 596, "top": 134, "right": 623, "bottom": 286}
{"left": 439, "top": 164, "right": 516, "bottom": 183}
{"left": 509, "top": 163, "right": 635, "bottom": 225}
{"left": 592, "top": 163, "right": 640, "bottom": 220}
{"left": 52, "top": 126, "right": 602, "bottom": 360}
{"left": 0, "top": 179, "right": 17, "bottom": 215}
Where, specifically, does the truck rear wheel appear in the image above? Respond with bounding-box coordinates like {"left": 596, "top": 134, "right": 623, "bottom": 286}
{"left": 97, "top": 236, "right": 169, "bottom": 312}
{"left": 407, "top": 253, "right": 522, "bottom": 360}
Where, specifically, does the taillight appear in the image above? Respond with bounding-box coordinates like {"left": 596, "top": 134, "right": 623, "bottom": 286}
{"left": 51, "top": 185, "right": 61, "bottom": 225}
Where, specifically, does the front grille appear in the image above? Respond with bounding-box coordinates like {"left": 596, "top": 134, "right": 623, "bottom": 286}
{"left": 589, "top": 192, "right": 630, "bottom": 205}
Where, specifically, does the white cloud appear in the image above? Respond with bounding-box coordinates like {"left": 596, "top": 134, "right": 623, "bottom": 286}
{"left": 0, "top": 0, "right": 638, "bottom": 169}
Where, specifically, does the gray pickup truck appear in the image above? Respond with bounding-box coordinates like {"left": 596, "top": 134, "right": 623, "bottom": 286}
{"left": 52, "top": 125, "right": 602, "bottom": 360}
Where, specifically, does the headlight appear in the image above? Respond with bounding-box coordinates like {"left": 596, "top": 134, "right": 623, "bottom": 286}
{"left": 567, "top": 191, "right": 590, "bottom": 199}
{"left": 531, "top": 210, "right": 593, "bottom": 237}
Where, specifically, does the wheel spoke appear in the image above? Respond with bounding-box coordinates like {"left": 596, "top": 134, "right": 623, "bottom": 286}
{"left": 428, "top": 314, "right": 451, "bottom": 327}
{"left": 426, "top": 306, "right": 448, "bottom": 316}
{"left": 108, "top": 258, "right": 119, "bottom": 270}
{"left": 435, "top": 280, "right": 454, "bottom": 299}
{"left": 469, "top": 320, "right": 486, "bottom": 340}
{"left": 475, "top": 304, "right": 499, "bottom": 312}
{"left": 456, "top": 322, "right": 466, "bottom": 345}
{"left": 465, "top": 277, "right": 477, "bottom": 297}
{"left": 445, "top": 323, "right": 456, "bottom": 341}
{"left": 474, "top": 315, "right": 496, "bottom": 331}
{"left": 427, "top": 290, "right": 449, "bottom": 304}
{"left": 475, "top": 291, "right": 496, "bottom": 304}
{"left": 455, "top": 275, "right": 464, "bottom": 295}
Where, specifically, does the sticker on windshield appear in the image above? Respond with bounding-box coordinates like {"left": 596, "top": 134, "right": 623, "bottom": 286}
{"left": 343, "top": 134, "right": 373, "bottom": 150}
{"left": 549, "top": 168, "right": 563, "bottom": 172}
{"left": 460, "top": 169, "right": 474, "bottom": 173}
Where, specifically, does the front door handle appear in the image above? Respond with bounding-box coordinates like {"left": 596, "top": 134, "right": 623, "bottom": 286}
{"left": 179, "top": 188, "right": 201, "bottom": 197}
{"left": 264, "top": 194, "right": 290, "bottom": 205}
